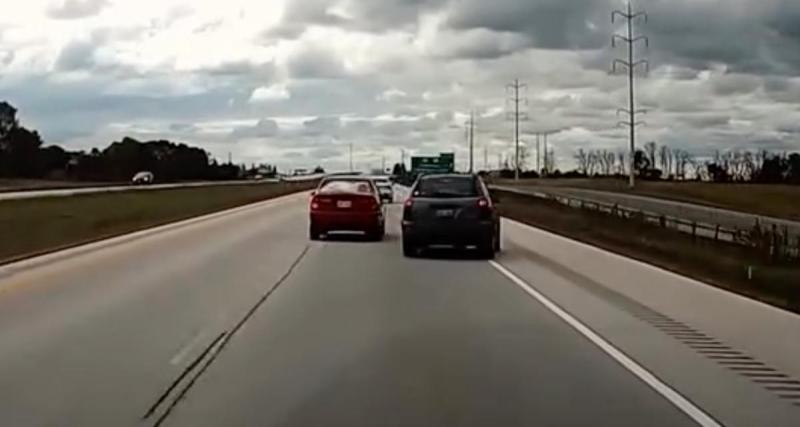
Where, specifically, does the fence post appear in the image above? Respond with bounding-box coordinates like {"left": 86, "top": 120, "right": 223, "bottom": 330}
{"left": 659, "top": 215, "right": 666, "bottom": 228}
{"left": 692, "top": 222, "right": 697, "bottom": 240}
{"left": 771, "top": 224, "right": 779, "bottom": 261}
{"left": 714, "top": 224, "right": 720, "bottom": 241}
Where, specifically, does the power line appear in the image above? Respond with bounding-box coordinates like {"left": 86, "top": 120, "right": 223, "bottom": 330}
{"left": 613, "top": 1, "right": 649, "bottom": 188}
{"left": 506, "top": 79, "right": 528, "bottom": 180}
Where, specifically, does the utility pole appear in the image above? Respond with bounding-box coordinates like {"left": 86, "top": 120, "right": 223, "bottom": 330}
{"left": 227, "top": 152, "right": 232, "bottom": 164}
{"left": 401, "top": 149, "right": 406, "bottom": 168}
{"left": 506, "top": 79, "right": 528, "bottom": 180}
{"left": 483, "top": 145, "right": 488, "bottom": 171}
{"left": 381, "top": 156, "right": 386, "bottom": 173}
{"left": 349, "top": 143, "right": 354, "bottom": 172}
{"left": 613, "top": 1, "right": 649, "bottom": 188}
{"left": 465, "top": 110, "right": 476, "bottom": 173}
{"left": 536, "top": 134, "right": 541, "bottom": 173}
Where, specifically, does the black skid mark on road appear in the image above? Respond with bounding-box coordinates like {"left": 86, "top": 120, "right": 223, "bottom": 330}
{"left": 143, "top": 332, "right": 228, "bottom": 419}
{"left": 507, "top": 241, "right": 800, "bottom": 409}
{"left": 142, "top": 245, "right": 311, "bottom": 427}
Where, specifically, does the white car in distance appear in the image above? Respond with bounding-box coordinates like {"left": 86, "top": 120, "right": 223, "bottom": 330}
{"left": 131, "top": 171, "right": 155, "bottom": 185}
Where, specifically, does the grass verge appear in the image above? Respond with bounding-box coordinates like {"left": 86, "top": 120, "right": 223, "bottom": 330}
{"left": 496, "top": 190, "right": 800, "bottom": 314}
{"left": 498, "top": 178, "right": 800, "bottom": 221}
{"left": 0, "top": 182, "right": 314, "bottom": 264}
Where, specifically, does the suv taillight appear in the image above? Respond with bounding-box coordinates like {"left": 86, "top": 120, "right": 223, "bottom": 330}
{"left": 477, "top": 197, "right": 493, "bottom": 219}
{"left": 403, "top": 198, "right": 414, "bottom": 220}
{"left": 310, "top": 196, "right": 320, "bottom": 210}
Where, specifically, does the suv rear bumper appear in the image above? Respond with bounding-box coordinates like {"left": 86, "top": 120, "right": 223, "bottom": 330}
{"left": 402, "top": 220, "right": 494, "bottom": 246}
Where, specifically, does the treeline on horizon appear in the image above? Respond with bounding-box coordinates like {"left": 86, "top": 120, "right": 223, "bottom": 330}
{"left": 487, "top": 141, "right": 800, "bottom": 184}
{"left": 570, "top": 141, "right": 800, "bottom": 184}
{"left": 0, "top": 101, "right": 269, "bottom": 182}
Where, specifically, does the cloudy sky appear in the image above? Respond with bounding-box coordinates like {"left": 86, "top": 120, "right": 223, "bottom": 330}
{"left": 2, "top": 0, "right": 800, "bottom": 171}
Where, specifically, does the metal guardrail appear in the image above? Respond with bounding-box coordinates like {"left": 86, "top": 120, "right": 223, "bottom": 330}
{"left": 492, "top": 186, "right": 800, "bottom": 261}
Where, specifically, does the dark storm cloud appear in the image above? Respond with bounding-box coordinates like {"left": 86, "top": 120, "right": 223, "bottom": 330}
{"left": 430, "top": 29, "right": 532, "bottom": 60}
{"left": 287, "top": 44, "right": 347, "bottom": 79}
{"left": 301, "top": 116, "right": 341, "bottom": 136}
{"left": 446, "top": 0, "right": 613, "bottom": 50}
{"left": 631, "top": 0, "right": 800, "bottom": 76}
{"left": 282, "top": 151, "right": 304, "bottom": 159}
{"left": 47, "top": 0, "right": 109, "bottom": 20}
{"left": 206, "top": 60, "right": 276, "bottom": 78}
{"left": 676, "top": 114, "right": 732, "bottom": 128}
{"left": 309, "top": 146, "right": 342, "bottom": 159}
{"left": 231, "top": 119, "right": 280, "bottom": 138}
{"left": 439, "top": 0, "right": 800, "bottom": 76}
{"left": 169, "top": 123, "right": 198, "bottom": 132}
{"left": 268, "top": 0, "right": 449, "bottom": 37}
{"left": 710, "top": 74, "right": 761, "bottom": 96}
{"left": 54, "top": 40, "right": 96, "bottom": 71}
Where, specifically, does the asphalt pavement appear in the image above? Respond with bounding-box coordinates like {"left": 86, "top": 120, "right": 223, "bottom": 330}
{"left": 0, "top": 190, "right": 797, "bottom": 426}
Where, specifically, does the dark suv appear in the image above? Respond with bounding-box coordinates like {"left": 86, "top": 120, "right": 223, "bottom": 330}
{"left": 402, "top": 174, "right": 500, "bottom": 258}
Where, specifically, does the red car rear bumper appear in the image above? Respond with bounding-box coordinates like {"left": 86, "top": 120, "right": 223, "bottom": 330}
{"left": 310, "top": 211, "right": 383, "bottom": 232}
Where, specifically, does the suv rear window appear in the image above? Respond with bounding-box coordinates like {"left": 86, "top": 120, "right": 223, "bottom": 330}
{"left": 415, "top": 176, "right": 479, "bottom": 198}
{"left": 319, "top": 180, "right": 374, "bottom": 194}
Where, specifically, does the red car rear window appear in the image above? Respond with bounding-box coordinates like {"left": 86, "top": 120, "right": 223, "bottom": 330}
{"left": 319, "top": 180, "right": 374, "bottom": 195}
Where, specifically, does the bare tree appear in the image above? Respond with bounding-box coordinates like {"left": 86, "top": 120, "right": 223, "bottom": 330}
{"left": 605, "top": 151, "right": 616, "bottom": 175}
{"left": 672, "top": 149, "right": 693, "bottom": 180}
{"left": 644, "top": 141, "right": 657, "bottom": 171}
{"left": 545, "top": 149, "right": 556, "bottom": 172}
{"left": 596, "top": 150, "right": 608, "bottom": 175}
{"left": 617, "top": 151, "right": 627, "bottom": 175}
{"left": 659, "top": 145, "right": 672, "bottom": 177}
{"left": 588, "top": 150, "right": 599, "bottom": 175}
{"left": 510, "top": 145, "right": 530, "bottom": 171}
{"left": 575, "top": 148, "right": 590, "bottom": 174}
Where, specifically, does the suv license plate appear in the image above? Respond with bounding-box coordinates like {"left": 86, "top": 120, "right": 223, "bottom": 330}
{"left": 436, "top": 209, "right": 455, "bottom": 218}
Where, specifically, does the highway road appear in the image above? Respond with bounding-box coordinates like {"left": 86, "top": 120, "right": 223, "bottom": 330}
{"left": 0, "top": 175, "right": 319, "bottom": 201}
{"left": 495, "top": 185, "right": 800, "bottom": 238}
{"left": 0, "top": 190, "right": 798, "bottom": 426}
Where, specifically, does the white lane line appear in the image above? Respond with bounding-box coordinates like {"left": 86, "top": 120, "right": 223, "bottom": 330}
{"left": 489, "top": 260, "right": 723, "bottom": 427}
{"left": 170, "top": 331, "right": 209, "bottom": 366}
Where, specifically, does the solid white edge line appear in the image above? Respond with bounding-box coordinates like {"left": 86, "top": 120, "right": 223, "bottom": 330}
{"left": 501, "top": 217, "right": 794, "bottom": 317}
{"left": 489, "top": 260, "right": 722, "bottom": 427}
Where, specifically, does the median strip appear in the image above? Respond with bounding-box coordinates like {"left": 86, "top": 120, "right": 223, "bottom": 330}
{"left": 0, "top": 182, "right": 315, "bottom": 265}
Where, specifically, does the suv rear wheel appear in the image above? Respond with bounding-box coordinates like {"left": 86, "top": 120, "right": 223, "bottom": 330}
{"left": 402, "top": 237, "right": 418, "bottom": 257}
{"left": 480, "top": 236, "right": 496, "bottom": 260}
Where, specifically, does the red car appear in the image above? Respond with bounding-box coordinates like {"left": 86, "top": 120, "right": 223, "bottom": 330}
{"left": 309, "top": 177, "right": 385, "bottom": 241}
